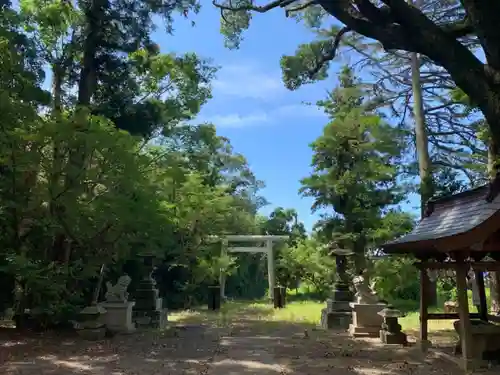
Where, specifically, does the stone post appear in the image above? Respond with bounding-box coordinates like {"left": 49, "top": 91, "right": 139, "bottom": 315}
{"left": 267, "top": 239, "right": 275, "bottom": 300}
{"left": 273, "top": 286, "right": 286, "bottom": 308}
{"left": 208, "top": 286, "right": 221, "bottom": 311}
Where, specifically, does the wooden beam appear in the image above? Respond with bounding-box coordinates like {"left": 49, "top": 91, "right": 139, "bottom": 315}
{"left": 210, "top": 235, "right": 288, "bottom": 242}
{"left": 427, "top": 313, "right": 481, "bottom": 320}
{"left": 419, "top": 267, "right": 429, "bottom": 342}
{"left": 455, "top": 255, "right": 473, "bottom": 366}
{"left": 415, "top": 261, "right": 500, "bottom": 271}
{"left": 475, "top": 270, "right": 488, "bottom": 322}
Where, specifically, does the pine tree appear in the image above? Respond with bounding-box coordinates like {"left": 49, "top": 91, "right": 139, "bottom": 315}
{"left": 301, "top": 66, "right": 406, "bottom": 270}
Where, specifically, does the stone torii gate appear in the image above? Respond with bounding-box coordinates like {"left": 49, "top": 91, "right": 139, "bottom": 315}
{"left": 209, "top": 235, "right": 288, "bottom": 300}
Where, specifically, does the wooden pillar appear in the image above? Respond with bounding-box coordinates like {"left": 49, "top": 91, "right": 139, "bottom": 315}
{"left": 419, "top": 266, "right": 429, "bottom": 342}
{"left": 474, "top": 270, "right": 488, "bottom": 321}
{"left": 455, "top": 254, "right": 473, "bottom": 368}
{"left": 267, "top": 239, "right": 275, "bottom": 300}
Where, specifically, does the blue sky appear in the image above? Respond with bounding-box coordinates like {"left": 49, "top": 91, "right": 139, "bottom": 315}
{"left": 153, "top": 6, "right": 420, "bottom": 231}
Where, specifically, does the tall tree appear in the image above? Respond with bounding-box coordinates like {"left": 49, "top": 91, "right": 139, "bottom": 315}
{"left": 261, "top": 207, "right": 307, "bottom": 245}
{"left": 300, "top": 66, "right": 405, "bottom": 270}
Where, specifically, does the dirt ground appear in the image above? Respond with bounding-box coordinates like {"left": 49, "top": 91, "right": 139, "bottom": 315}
{"left": 0, "top": 308, "right": 498, "bottom": 375}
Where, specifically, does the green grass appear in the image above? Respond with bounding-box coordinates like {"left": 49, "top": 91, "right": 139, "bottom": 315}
{"left": 170, "top": 299, "right": 325, "bottom": 327}
{"left": 171, "top": 293, "right": 490, "bottom": 339}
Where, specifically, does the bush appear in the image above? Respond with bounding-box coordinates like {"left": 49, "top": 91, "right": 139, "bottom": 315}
{"left": 371, "top": 255, "right": 420, "bottom": 302}
{"left": 278, "top": 238, "right": 335, "bottom": 300}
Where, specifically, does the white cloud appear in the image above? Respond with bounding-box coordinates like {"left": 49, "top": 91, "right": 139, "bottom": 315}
{"left": 203, "top": 112, "right": 270, "bottom": 128}
{"left": 273, "top": 104, "right": 326, "bottom": 118}
{"left": 212, "top": 63, "right": 284, "bottom": 99}
{"left": 201, "top": 103, "right": 327, "bottom": 128}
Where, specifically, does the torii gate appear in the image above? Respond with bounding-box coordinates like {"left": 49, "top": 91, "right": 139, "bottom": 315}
{"left": 209, "top": 235, "right": 288, "bottom": 300}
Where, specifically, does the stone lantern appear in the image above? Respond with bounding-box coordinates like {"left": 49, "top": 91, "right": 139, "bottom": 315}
{"left": 133, "top": 252, "right": 166, "bottom": 328}
{"left": 320, "top": 245, "right": 354, "bottom": 329}
{"left": 331, "top": 247, "right": 354, "bottom": 302}
{"left": 378, "top": 307, "right": 408, "bottom": 345}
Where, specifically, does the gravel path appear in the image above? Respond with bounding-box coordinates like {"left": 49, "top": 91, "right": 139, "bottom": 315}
{"left": 1, "top": 314, "right": 499, "bottom": 375}
{"left": 0, "top": 325, "right": 228, "bottom": 375}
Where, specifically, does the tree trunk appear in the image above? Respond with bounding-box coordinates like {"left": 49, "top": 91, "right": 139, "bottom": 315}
{"left": 488, "top": 139, "right": 500, "bottom": 313}
{"left": 55, "top": 0, "right": 105, "bottom": 264}
{"left": 49, "top": 63, "right": 70, "bottom": 265}
{"left": 64, "top": 0, "right": 105, "bottom": 191}
{"left": 411, "top": 50, "right": 437, "bottom": 306}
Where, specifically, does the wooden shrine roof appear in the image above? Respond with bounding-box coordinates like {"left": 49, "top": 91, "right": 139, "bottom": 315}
{"left": 383, "top": 176, "right": 500, "bottom": 254}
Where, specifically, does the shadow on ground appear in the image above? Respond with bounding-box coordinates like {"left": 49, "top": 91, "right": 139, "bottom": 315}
{"left": 0, "top": 324, "right": 227, "bottom": 375}
{"left": 0, "top": 304, "right": 496, "bottom": 375}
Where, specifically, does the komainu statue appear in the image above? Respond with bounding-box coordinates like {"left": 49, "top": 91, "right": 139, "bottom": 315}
{"left": 105, "top": 274, "right": 132, "bottom": 302}
{"left": 352, "top": 270, "right": 381, "bottom": 304}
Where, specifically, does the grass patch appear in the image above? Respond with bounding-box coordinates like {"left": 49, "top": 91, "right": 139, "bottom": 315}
{"left": 170, "top": 299, "right": 324, "bottom": 327}
{"left": 170, "top": 294, "right": 485, "bottom": 346}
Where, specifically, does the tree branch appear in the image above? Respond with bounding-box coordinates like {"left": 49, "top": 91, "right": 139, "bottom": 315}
{"left": 307, "top": 26, "right": 352, "bottom": 79}
{"left": 285, "top": 0, "right": 316, "bottom": 16}
{"left": 213, "top": 0, "right": 294, "bottom": 13}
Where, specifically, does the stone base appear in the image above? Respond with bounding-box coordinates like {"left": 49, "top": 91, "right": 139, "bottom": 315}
{"left": 349, "top": 324, "right": 380, "bottom": 337}
{"left": 100, "top": 301, "right": 136, "bottom": 334}
{"left": 380, "top": 329, "right": 407, "bottom": 345}
{"left": 321, "top": 308, "right": 352, "bottom": 329}
{"left": 134, "top": 308, "right": 167, "bottom": 329}
{"left": 349, "top": 303, "right": 386, "bottom": 338}
{"left": 134, "top": 297, "right": 167, "bottom": 329}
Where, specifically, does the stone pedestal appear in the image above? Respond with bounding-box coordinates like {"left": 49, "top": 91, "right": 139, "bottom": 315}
{"left": 74, "top": 305, "right": 107, "bottom": 340}
{"left": 378, "top": 308, "right": 407, "bottom": 345}
{"left": 101, "top": 301, "right": 136, "bottom": 334}
{"left": 321, "top": 299, "right": 352, "bottom": 329}
{"left": 349, "top": 302, "right": 386, "bottom": 337}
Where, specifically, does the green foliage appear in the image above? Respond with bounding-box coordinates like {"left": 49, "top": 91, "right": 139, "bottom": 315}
{"left": 2, "top": 0, "right": 487, "bottom": 325}
{"left": 281, "top": 39, "right": 331, "bottom": 90}
{"left": 279, "top": 237, "right": 335, "bottom": 299}
{"left": 371, "top": 256, "right": 420, "bottom": 302}
{"left": 218, "top": 0, "right": 252, "bottom": 49}
{"left": 301, "top": 67, "right": 406, "bottom": 265}
{"left": 0, "top": 0, "right": 274, "bottom": 322}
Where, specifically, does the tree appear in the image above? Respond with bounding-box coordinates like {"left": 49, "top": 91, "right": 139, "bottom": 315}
{"left": 261, "top": 207, "right": 307, "bottom": 245}
{"left": 213, "top": 0, "right": 500, "bottom": 157}
{"left": 279, "top": 237, "right": 335, "bottom": 298}
{"left": 0, "top": 0, "right": 278, "bottom": 320}
{"left": 259, "top": 207, "right": 307, "bottom": 291}
{"left": 300, "top": 66, "right": 405, "bottom": 270}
